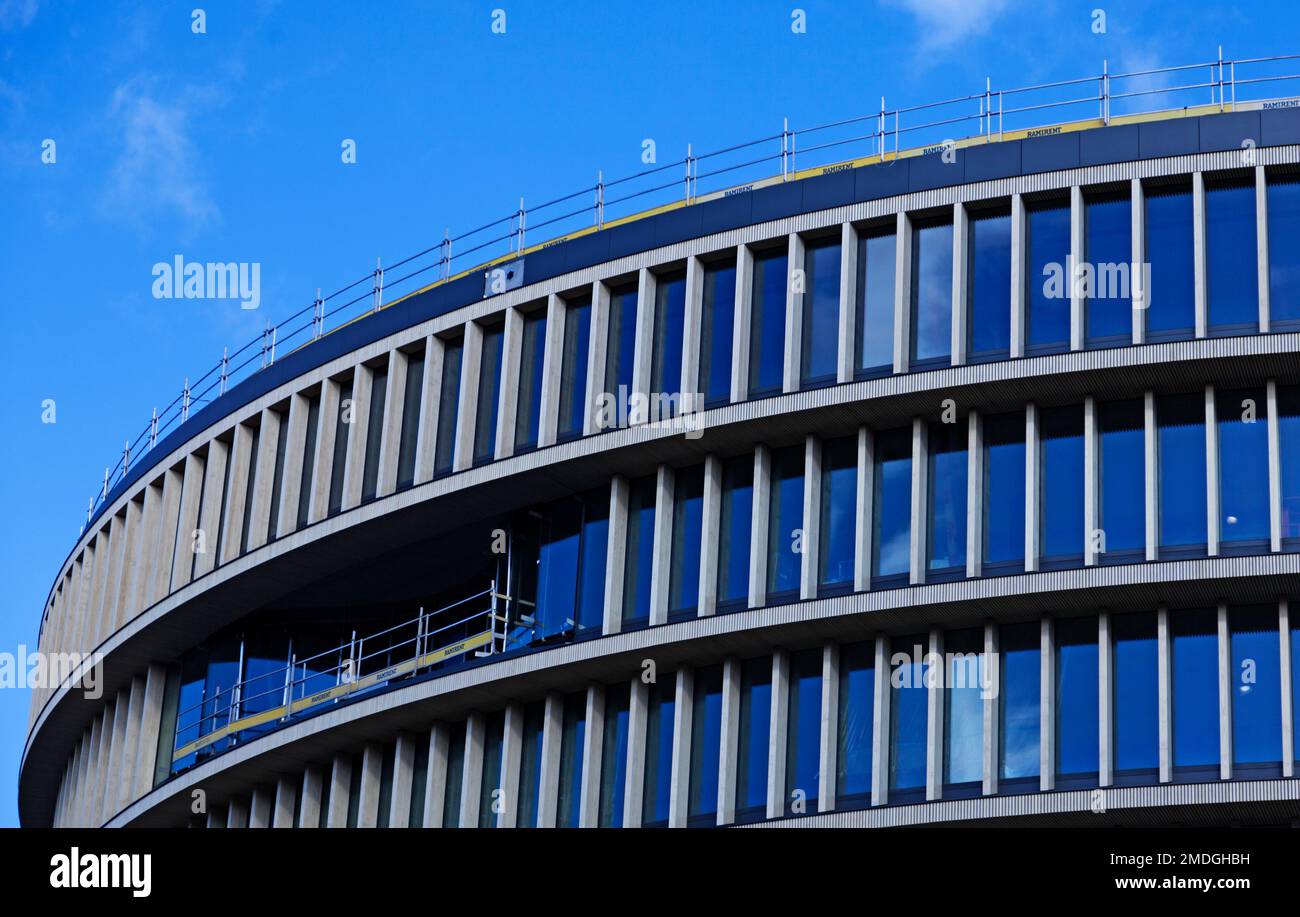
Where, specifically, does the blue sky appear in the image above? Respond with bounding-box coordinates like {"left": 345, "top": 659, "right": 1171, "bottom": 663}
{"left": 1, "top": 0, "right": 1297, "bottom": 827}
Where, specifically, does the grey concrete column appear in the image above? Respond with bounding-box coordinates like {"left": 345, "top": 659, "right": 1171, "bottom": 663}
{"left": 1144, "top": 391, "right": 1158, "bottom": 561}
{"left": 218, "top": 428, "right": 251, "bottom": 563}
{"left": 1157, "top": 606, "right": 1172, "bottom": 783}
{"left": 1217, "top": 602, "right": 1232, "bottom": 780}
{"left": 698, "top": 453, "right": 722, "bottom": 617}
{"left": 100, "top": 513, "right": 128, "bottom": 640}
{"left": 731, "top": 245, "right": 754, "bottom": 403}
{"left": 668, "top": 667, "right": 693, "bottom": 828}
{"left": 91, "top": 700, "right": 116, "bottom": 825}
{"left": 623, "top": 677, "right": 648, "bottom": 827}
{"left": 193, "top": 438, "right": 228, "bottom": 579}
{"left": 73, "top": 725, "right": 93, "bottom": 827}
{"left": 951, "top": 202, "right": 969, "bottom": 365}
{"left": 226, "top": 797, "right": 249, "bottom": 829}
{"left": 578, "top": 684, "right": 605, "bottom": 828}
{"left": 783, "top": 232, "right": 805, "bottom": 393}
{"left": 1098, "top": 611, "right": 1113, "bottom": 787}
{"left": 925, "top": 628, "right": 943, "bottom": 801}
{"left": 1280, "top": 600, "right": 1294, "bottom": 778}
{"left": 275, "top": 392, "right": 309, "bottom": 537}
{"left": 493, "top": 307, "right": 524, "bottom": 459}
{"left": 298, "top": 766, "right": 323, "bottom": 828}
{"left": 272, "top": 775, "right": 297, "bottom": 828}
{"left": 681, "top": 256, "right": 704, "bottom": 406}
{"left": 537, "top": 294, "right": 566, "bottom": 449}
{"left": 249, "top": 786, "right": 273, "bottom": 828}
{"left": 326, "top": 753, "right": 353, "bottom": 827}
{"left": 387, "top": 733, "right": 415, "bottom": 828}
{"left": 149, "top": 470, "right": 180, "bottom": 604}
{"left": 870, "top": 634, "right": 890, "bottom": 806}
{"left": 247, "top": 408, "right": 284, "bottom": 548}
{"left": 1205, "top": 384, "right": 1221, "bottom": 556}
{"left": 413, "top": 334, "right": 444, "bottom": 485}
{"left": 1267, "top": 380, "right": 1283, "bottom": 553}
{"left": 84, "top": 525, "right": 111, "bottom": 649}
{"left": 648, "top": 464, "right": 675, "bottom": 627}
{"left": 766, "top": 650, "right": 790, "bottom": 819}
{"left": 818, "top": 641, "right": 840, "bottom": 812}
{"left": 983, "top": 622, "right": 1000, "bottom": 796}
{"left": 602, "top": 474, "right": 629, "bottom": 635}
{"left": 134, "top": 663, "right": 167, "bottom": 801}
{"left": 459, "top": 711, "right": 485, "bottom": 828}
{"left": 133, "top": 481, "right": 162, "bottom": 610}
{"left": 1011, "top": 193, "right": 1027, "bottom": 358}
{"left": 453, "top": 322, "right": 483, "bottom": 471}
{"left": 308, "top": 378, "right": 340, "bottom": 523}
{"left": 631, "top": 268, "right": 656, "bottom": 422}
{"left": 585, "top": 281, "right": 610, "bottom": 434}
{"left": 1070, "top": 185, "right": 1085, "bottom": 351}
{"left": 114, "top": 675, "right": 145, "bottom": 814}
{"left": 422, "top": 724, "right": 450, "bottom": 829}
{"left": 1024, "top": 403, "right": 1040, "bottom": 572}
{"left": 1193, "top": 171, "right": 1208, "bottom": 338}
{"left": 169, "top": 453, "right": 205, "bottom": 590}
{"left": 717, "top": 657, "right": 741, "bottom": 826}
{"left": 855, "top": 427, "right": 874, "bottom": 592}
{"left": 837, "top": 222, "right": 860, "bottom": 384}
{"left": 892, "top": 211, "right": 912, "bottom": 373}
{"left": 1084, "top": 395, "right": 1100, "bottom": 566}
{"left": 1131, "top": 178, "right": 1147, "bottom": 344}
{"left": 498, "top": 703, "right": 524, "bottom": 828}
{"left": 1040, "top": 616, "right": 1055, "bottom": 792}
{"left": 377, "top": 348, "right": 409, "bottom": 496}
{"left": 341, "top": 365, "right": 373, "bottom": 510}
{"left": 909, "top": 418, "right": 928, "bottom": 585}
{"left": 801, "top": 435, "right": 822, "bottom": 601}
{"left": 966, "top": 411, "right": 984, "bottom": 578}
{"left": 356, "top": 741, "right": 383, "bottom": 828}
{"left": 536, "top": 694, "right": 563, "bottom": 828}
{"left": 1256, "top": 165, "right": 1271, "bottom": 331}
{"left": 105, "top": 687, "right": 130, "bottom": 821}
{"left": 748, "top": 445, "right": 772, "bottom": 608}
{"left": 71, "top": 545, "right": 95, "bottom": 655}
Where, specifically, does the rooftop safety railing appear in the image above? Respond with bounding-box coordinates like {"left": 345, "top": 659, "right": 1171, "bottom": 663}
{"left": 81, "top": 48, "right": 1300, "bottom": 534}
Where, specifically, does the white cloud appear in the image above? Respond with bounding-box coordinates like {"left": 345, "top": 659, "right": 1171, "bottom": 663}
{"left": 887, "top": 0, "right": 1010, "bottom": 50}
{"left": 0, "top": 0, "right": 40, "bottom": 31}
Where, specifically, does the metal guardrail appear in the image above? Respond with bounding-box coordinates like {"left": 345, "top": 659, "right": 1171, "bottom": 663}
{"left": 81, "top": 49, "right": 1300, "bottom": 534}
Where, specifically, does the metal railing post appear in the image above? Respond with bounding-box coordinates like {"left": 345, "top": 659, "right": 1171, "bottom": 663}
{"left": 102, "top": 467, "right": 109, "bottom": 502}
{"left": 595, "top": 170, "right": 605, "bottom": 227}
{"left": 372, "top": 257, "right": 384, "bottom": 312}
{"left": 269, "top": 325, "right": 277, "bottom": 366}
{"left": 313, "top": 289, "right": 324, "bottom": 340}
{"left": 220, "top": 347, "right": 229, "bottom": 395}
{"left": 516, "top": 198, "right": 526, "bottom": 253}
{"left": 683, "top": 146, "right": 692, "bottom": 203}
{"left": 781, "top": 117, "right": 789, "bottom": 179}
{"left": 122, "top": 439, "right": 131, "bottom": 475}
{"left": 181, "top": 378, "right": 190, "bottom": 422}
{"left": 149, "top": 408, "right": 158, "bottom": 451}
{"left": 440, "top": 229, "right": 451, "bottom": 280}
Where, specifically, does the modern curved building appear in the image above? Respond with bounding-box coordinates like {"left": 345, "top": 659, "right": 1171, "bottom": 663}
{"left": 21, "top": 98, "right": 1300, "bottom": 829}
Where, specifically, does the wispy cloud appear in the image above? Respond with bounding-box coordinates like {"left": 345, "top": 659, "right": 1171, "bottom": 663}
{"left": 0, "top": 0, "right": 40, "bottom": 31}
{"left": 886, "top": 0, "right": 1010, "bottom": 51}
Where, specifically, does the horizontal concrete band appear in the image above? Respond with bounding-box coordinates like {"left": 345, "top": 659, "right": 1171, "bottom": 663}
{"left": 101, "top": 552, "right": 1300, "bottom": 827}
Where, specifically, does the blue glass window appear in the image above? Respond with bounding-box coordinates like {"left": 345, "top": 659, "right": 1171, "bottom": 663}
{"left": 1282, "top": 386, "right": 1300, "bottom": 547}
{"left": 689, "top": 665, "right": 723, "bottom": 824}
{"left": 557, "top": 296, "right": 591, "bottom": 441}
{"left": 1026, "top": 199, "right": 1071, "bottom": 354}
{"left": 1217, "top": 387, "right": 1270, "bottom": 551}
{"left": 1112, "top": 612, "right": 1159, "bottom": 781}
{"left": 442, "top": 722, "right": 466, "bottom": 827}
{"left": 516, "top": 701, "right": 545, "bottom": 828}
{"left": 785, "top": 648, "right": 823, "bottom": 814}
{"left": 735, "top": 657, "right": 772, "bottom": 821}
{"left": 598, "top": 683, "right": 630, "bottom": 827}
{"left": 295, "top": 394, "right": 321, "bottom": 528}
{"left": 395, "top": 353, "right": 424, "bottom": 489}
{"left": 668, "top": 464, "right": 704, "bottom": 618}
{"left": 1171, "top": 607, "right": 1219, "bottom": 778}
{"left": 818, "top": 436, "right": 857, "bottom": 594}
{"left": 999, "top": 621, "right": 1040, "bottom": 787}
{"left": 927, "top": 420, "right": 967, "bottom": 579}
{"left": 1206, "top": 178, "right": 1258, "bottom": 333}
{"left": 1039, "top": 405, "right": 1084, "bottom": 568}
{"left": 604, "top": 283, "right": 638, "bottom": 402}
{"left": 472, "top": 325, "right": 504, "bottom": 466}
{"left": 575, "top": 487, "right": 609, "bottom": 634}
{"left": 513, "top": 311, "right": 546, "bottom": 452}
{"left": 888, "top": 635, "right": 928, "bottom": 800}
{"left": 967, "top": 206, "right": 1012, "bottom": 361}
{"left": 699, "top": 259, "right": 737, "bottom": 407}
{"left": 1085, "top": 191, "right": 1132, "bottom": 346}
{"left": 872, "top": 427, "right": 912, "bottom": 586}
{"left": 478, "top": 711, "right": 505, "bottom": 827}
{"left": 1055, "top": 616, "right": 1098, "bottom": 785}
{"left": 642, "top": 677, "right": 675, "bottom": 827}
{"left": 836, "top": 641, "right": 875, "bottom": 803}
{"left": 535, "top": 497, "right": 582, "bottom": 640}
{"left": 622, "top": 475, "right": 656, "bottom": 629}
{"left": 1099, "top": 399, "right": 1145, "bottom": 562}
{"left": 650, "top": 270, "right": 687, "bottom": 413}
{"left": 855, "top": 226, "right": 896, "bottom": 377}
{"left": 983, "top": 411, "right": 1025, "bottom": 573}
{"left": 556, "top": 692, "right": 587, "bottom": 827}
{"left": 943, "top": 627, "right": 984, "bottom": 794}
{"left": 717, "top": 455, "right": 753, "bottom": 610}
{"left": 1158, "top": 393, "right": 1208, "bottom": 557}
{"left": 766, "top": 445, "right": 805, "bottom": 601}
{"left": 360, "top": 373, "right": 385, "bottom": 504}
{"left": 800, "top": 238, "right": 841, "bottom": 387}
{"left": 909, "top": 217, "right": 954, "bottom": 367}
{"left": 748, "top": 249, "right": 788, "bottom": 397}
{"left": 323, "top": 387, "right": 343, "bottom": 517}
{"left": 1268, "top": 174, "right": 1300, "bottom": 328}
{"left": 1230, "top": 605, "right": 1282, "bottom": 773}
{"left": 1144, "top": 184, "right": 1195, "bottom": 340}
